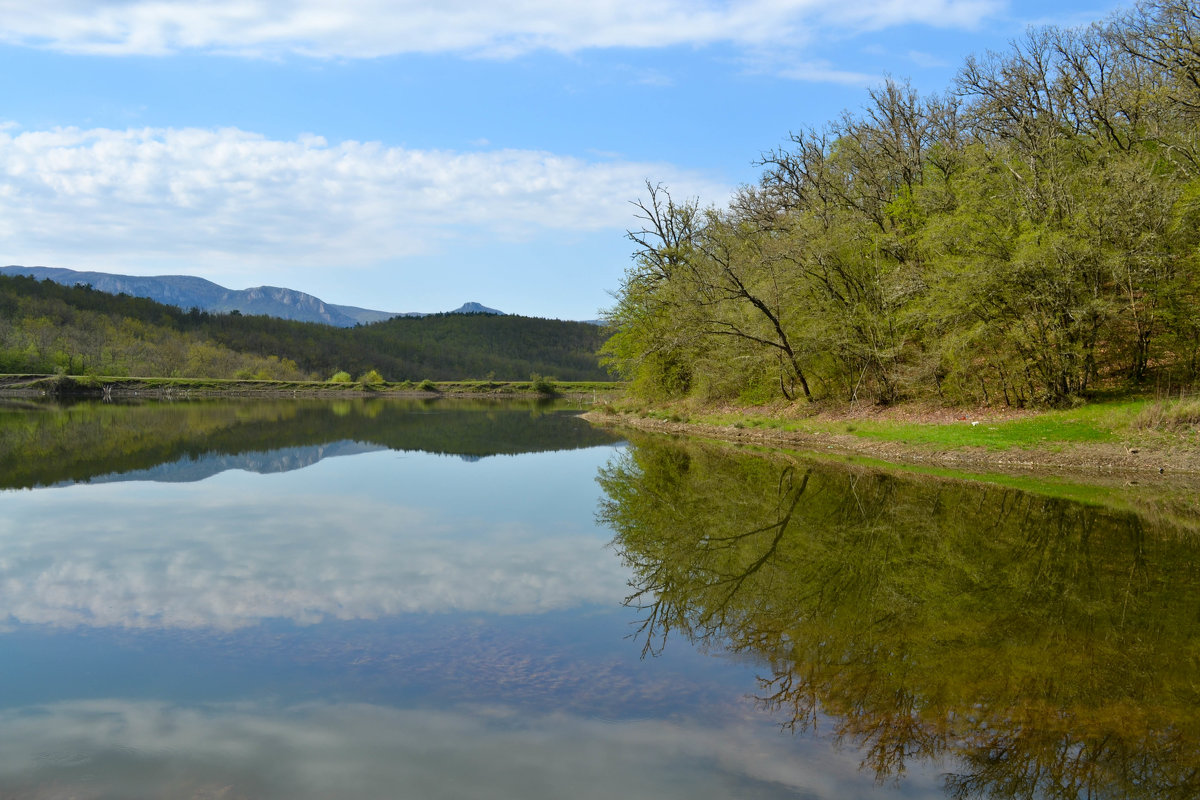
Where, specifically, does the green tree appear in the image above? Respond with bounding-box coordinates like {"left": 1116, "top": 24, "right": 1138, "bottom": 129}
{"left": 357, "top": 368, "right": 384, "bottom": 385}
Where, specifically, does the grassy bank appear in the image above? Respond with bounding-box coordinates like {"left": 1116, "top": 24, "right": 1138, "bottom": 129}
{"left": 585, "top": 393, "right": 1200, "bottom": 477}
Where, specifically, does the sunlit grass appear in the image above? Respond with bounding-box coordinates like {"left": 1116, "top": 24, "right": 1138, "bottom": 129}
{"left": 811, "top": 410, "right": 1115, "bottom": 450}
{"left": 669, "top": 396, "right": 1200, "bottom": 451}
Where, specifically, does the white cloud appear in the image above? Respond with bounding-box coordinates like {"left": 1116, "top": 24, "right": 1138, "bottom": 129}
{"left": 0, "top": 124, "right": 728, "bottom": 275}
{"left": 0, "top": 1, "right": 1006, "bottom": 59}
{"left": 773, "top": 60, "right": 878, "bottom": 85}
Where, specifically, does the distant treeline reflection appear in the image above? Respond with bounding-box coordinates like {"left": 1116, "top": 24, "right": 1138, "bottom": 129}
{"left": 0, "top": 398, "right": 622, "bottom": 489}
{"left": 598, "top": 436, "right": 1200, "bottom": 800}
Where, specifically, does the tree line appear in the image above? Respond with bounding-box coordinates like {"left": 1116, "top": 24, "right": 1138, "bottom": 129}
{"left": 0, "top": 274, "right": 610, "bottom": 381}
{"left": 603, "top": 1, "right": 1200, "bottom": 406}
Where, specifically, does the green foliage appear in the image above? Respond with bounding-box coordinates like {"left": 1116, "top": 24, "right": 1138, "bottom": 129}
{"left": 329, "top": 370, "right": 352, "bottom": 383}
{"left": 418, "top": 378, "right": 438, "bottom": 392}
{"left": 529, "top": 372, "right": 556, "bottom": 395}
{"left": 0, "top": 275, "right": 609, "bottom": 382}
{"left": 605, "top": 8, "right": 1200, "bottom": 407}
{"left": 357, "top": 368, "right": 384, "bottom": 385}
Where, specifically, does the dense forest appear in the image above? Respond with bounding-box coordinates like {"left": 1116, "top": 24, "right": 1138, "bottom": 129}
{"left": 0, "top": 274, "right": 610, "bottom": 381}
{"left": 603, "top": 1, "right": 1200, "bottom": 406}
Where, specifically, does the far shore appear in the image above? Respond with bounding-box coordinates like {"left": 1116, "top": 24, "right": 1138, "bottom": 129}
{"left": 9, "top": 372, "right": 1198, "bottom": 483}
{"left": 0, "top": 374, "right": 623, "bottom": 401}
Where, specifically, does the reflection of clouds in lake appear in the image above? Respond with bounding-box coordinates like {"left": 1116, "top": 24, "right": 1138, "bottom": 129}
{"left": 0, "top": 700, "right": 942, "bottom": 800}
{"left": 0, "top": 487, "right": 628, "bottom": 630}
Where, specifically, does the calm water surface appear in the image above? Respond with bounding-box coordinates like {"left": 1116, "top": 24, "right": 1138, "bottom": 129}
{"left": 0, "top": 398, "right": 1196, "bottom": 799}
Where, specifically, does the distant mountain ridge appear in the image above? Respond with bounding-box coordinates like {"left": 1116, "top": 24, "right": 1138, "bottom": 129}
{"left": 452, "top": 301, "right": 503, "bottom": 315}
{"left": 0, "top": 266, "right": 504, "bottom": 327}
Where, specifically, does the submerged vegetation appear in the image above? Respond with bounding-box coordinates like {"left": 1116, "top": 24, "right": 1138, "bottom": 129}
{"left": 603, "top": 1, "right": 1200, "bottom": 408}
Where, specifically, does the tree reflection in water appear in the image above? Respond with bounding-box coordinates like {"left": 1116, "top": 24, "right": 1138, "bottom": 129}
{"left": 597, "top": 435, "right": 1200, "bottom": 800}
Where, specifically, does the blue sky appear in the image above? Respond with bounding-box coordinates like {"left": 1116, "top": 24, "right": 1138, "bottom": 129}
{"left": 0, "top": 0, "right": 1124, "bottom": 319}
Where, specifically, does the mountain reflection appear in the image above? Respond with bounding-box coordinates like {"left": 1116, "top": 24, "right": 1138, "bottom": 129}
{"left": 0, "top": 397, "right": 622, "bottom": 488}
{"left": 597, "top": 435, "right": 1200, "bottom": 800}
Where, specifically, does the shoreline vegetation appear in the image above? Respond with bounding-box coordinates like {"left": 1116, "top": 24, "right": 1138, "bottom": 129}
{"left": 8, "top": 371, "right": 1200, "bottom": 483}
{"left": 585, "top": 2, "right": 1200, "bottom": 490}
{"left": 601, "top": 3, "right": 1200, "bottom": 418}
{"left": 582, "top": 393, "right": 1200, "bottom": 482}
{"left": 0, "top": 373, "right": 623, "bottom": 401}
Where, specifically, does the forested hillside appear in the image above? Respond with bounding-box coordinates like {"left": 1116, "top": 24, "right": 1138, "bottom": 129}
{"left": 603, "top": 1, "right": 1200, "bottom": 407}
{"left": 0, "top": 274, "right": 609, "bottom": 381}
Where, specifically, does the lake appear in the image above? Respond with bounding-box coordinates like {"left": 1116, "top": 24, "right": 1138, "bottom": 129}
{"left": 0, "top": 397, "right": 1196, "bottom": 799}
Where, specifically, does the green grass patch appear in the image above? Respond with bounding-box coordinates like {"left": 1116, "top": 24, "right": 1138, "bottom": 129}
{"left": 691, "top": 397, "right": 1187, "bottom": 451}
{"left": 833, "top": 413, "right": 1113, "bottom": 449}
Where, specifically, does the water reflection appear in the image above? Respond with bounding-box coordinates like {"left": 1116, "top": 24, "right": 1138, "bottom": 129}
{"left": 0, "top": 699, "right": 935, "bottom": 800}
{"left": 0, "top": 449, "right": 630, "bottom": 628}
{"left": 598, "top": 435, "right": 1200, "bottom": 800}
{"left": 0, "top": 396, "right": 942, "bottom": 799}
{"left": 5, "top": 397, "right": 1198, "bottom": 798}
{"left": 0, "top": 397, "right": 623, "bottom": 489}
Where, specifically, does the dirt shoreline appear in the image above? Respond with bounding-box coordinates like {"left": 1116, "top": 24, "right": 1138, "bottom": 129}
{"left": 581, "top": 410, "right": 1200, "bottom": 483}
{"left": 0, "top": 387, "right": 582, "bottom": 400}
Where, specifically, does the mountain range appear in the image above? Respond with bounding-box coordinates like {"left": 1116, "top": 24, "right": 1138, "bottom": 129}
{"left": 0, "top": 266, "right": 503, "bottom": 327}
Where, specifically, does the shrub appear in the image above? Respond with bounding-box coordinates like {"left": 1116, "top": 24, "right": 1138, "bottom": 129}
{"left": 329, "top": 370, "right": 352, "bottom": 383}
{"left": 358, "top": 368, "right": 385, "bottom": 385}
{"left": 530, "top": 372, "right": 557, "bottom": 395}
{"left": 418, "top": 379, "right": 438, "bottom": 392}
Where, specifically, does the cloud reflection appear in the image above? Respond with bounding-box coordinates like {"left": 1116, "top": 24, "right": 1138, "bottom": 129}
{"left": 0, "top": 699, "right": 944, "bottom": 800}
{"left": 0, "top": 486, "right": 629, "bottom": 630}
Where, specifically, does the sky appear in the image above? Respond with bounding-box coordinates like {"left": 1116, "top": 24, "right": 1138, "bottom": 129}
{"left": 0, "top": 0, "right": 1126, "bottom": 320}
